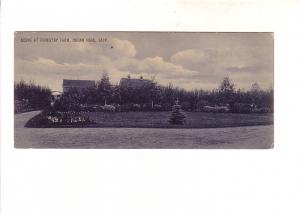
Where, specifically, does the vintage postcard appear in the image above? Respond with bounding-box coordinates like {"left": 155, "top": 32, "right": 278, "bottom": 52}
{"left": 14, "top": 31, "right": 274, "bottom": 149}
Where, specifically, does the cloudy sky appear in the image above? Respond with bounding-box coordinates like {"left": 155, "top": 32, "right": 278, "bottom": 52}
{"left": 15, "top": 31, "right": 273, "bottom": 92}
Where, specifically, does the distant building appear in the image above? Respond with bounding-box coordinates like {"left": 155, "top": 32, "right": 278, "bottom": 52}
{"left": 119, "top": 75, "right": 152, "bottom": 88}
{"left": 63, "top": 79, "right": 95, "bottom": 93}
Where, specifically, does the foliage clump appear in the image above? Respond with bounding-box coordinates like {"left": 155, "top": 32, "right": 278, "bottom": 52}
{"left": 14, "top": 80, "right": 51, "bottom": 113}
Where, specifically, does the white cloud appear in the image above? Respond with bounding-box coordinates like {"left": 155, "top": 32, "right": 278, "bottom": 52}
{"left": 168, "top": 48, "right": 273, "bottom": 88}
{"left": 15, "top": 36, "right": 273, "bottom": 91}
{"left": 171, "top": 49, "right": 208, "bottom": 67}
{"left": 110, "top": 38, "right": 136, "bottom": 57}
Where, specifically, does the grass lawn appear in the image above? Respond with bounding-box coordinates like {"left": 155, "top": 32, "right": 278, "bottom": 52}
{"left": 82, "top": 111, "right": 273, "bottom": 128}
{"left": 17, "top": 111, "right": 274, "bottom": 148}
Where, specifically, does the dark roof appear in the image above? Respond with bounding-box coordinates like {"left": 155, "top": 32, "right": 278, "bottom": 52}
{"left": 63, "top": 79, "right": 95, "bottom": 88}
{"left": 120, "top": 78, "right": 152, "bottom": 88}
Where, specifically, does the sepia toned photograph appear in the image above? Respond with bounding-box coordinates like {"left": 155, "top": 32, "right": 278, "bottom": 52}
{"left": 14, "top": 31, "right": 274, "bottom": 149}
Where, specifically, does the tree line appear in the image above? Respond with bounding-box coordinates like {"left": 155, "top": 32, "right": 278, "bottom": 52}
{"left": 56, "top": 73, "right": 273, "bottom": 113}
{"left": 14, "top": 74, "right": 274, "bottom": 113}
{"left": 14, "top": 80, "right": 52, "bottom": 113}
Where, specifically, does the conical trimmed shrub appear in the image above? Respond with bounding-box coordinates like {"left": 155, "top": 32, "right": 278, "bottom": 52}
{"left": 169, "top": 101, "right": 186, "bottom": 125}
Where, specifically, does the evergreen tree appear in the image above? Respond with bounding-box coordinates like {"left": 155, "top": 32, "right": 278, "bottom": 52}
{"left": 169, "top": 99, "right": 186, "bottom": 125}
{"left": 97, "top": 72, "right": 112, "bottom": 104}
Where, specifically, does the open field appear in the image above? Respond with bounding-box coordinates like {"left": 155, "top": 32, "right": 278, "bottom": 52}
{"left": 15, "top": 111, "right": 274, "bottom": 149}
{"left": 83, "top": 111, "right": 273, "bottom": 128}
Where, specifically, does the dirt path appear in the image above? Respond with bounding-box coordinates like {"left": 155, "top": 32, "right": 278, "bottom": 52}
{"left": 14, "top": 110, "right": 41, "bottom": 128}
{"left": 14, "top": 111, "right": 273, "bottom": 149}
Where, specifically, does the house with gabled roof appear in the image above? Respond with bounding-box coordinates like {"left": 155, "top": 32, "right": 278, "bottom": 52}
{"left": 119, "top": 75, "right": 152, "bottom": 88}
{"left": 63, "top": 79, "right": 95, "bottom": 93}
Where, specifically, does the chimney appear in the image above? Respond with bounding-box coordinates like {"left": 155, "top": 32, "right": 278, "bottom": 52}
{"left": 127, "top": 74, "right": 131, "bottom": 79}
{"left": 140, "top": 76, "right": 143, "bottom": 80}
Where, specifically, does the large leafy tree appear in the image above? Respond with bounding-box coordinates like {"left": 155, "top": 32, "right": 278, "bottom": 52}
{"left": 219, "top": 76, "right": 235, "bottom": 93}
{"left": 218, "top": 76, "right": 235, "bottom": 106}
{"left": 251, "top": 82, "right": 261, "bottom": 92}
{"left": 58, "top": 88, "right": 82, "bottom": 111}
{"left": 14, "top": 80, "right": 52, "bottom": 109}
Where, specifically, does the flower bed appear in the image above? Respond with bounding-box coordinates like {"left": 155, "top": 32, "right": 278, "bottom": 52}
{"left": 25, "top": 111, "right": 95, "bottom": 128}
